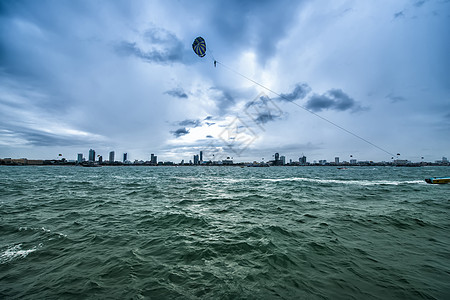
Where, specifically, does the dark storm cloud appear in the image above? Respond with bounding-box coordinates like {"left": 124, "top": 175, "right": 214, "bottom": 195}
{"left": 115, "top": 41, "right": 184, "bottom": 64}
{"left": 171, "top": 127, "right": 190, "bottom": 138}
{"left": 165, "top": 87, "right": 188, "bottom": 98}
{"left": 206, "top": 0, "right": 305, "bottom": 64}
{"left": 0, "top": 123, "right": 96, "bottom": 147}
{"left": 178, "top": 119, "right": 201, "bottom": 127}
{"left": 244, "top": 93, "right": 284, "bottom": 125}
{"left": 115, "top": 28, "right": 187, "bottom": 64}
{"left": 209, "top": 87, "right": 235, "bottom": 114}
{"left": 254, "top": 112, "right": 281, "bottom": 124}
{"left": 278, "top": 83, "right": 311, "bottom": 102}
{"left": 305, "top": 89, "right": 363, "bottom": 112}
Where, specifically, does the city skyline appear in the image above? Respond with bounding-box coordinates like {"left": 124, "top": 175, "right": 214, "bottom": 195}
{"left": 3, "top": 147, "right": 448, "bottom": 166}
{"left": 1, "top": 1, "right": 449, "bottom": 162}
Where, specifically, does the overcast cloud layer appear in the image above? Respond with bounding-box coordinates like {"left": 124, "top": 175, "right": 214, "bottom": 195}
{"left": 1, "top": 0, "right": 449, "bottom": 162}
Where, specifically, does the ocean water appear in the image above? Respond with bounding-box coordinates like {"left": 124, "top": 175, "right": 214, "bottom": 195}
{"left": 0, "top": 165, "right": 449, "bottom": 299}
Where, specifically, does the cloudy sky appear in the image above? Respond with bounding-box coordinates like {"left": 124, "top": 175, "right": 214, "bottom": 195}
{"left": 1, "top": 0, "right": 449, "bottom": 163}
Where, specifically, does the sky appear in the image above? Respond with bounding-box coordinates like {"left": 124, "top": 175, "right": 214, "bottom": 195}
{"left": 1, "top": 0, "right": 449, "bottom": 163}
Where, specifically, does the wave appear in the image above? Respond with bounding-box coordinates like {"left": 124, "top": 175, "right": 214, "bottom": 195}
{"left": 0, "top": 243, "right": 42, "bottom": 264}
{"left": 262, "top": 177, "right": 425, "bottom": 186}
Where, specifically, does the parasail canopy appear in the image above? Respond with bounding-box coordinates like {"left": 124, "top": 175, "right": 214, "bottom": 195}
{"left": 192, "top": 37, "right": 206, "bottom": 57}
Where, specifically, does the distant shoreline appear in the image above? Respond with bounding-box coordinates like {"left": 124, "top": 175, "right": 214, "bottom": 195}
{"left": 1, "top": 159, "right": 449, "bottom": 168}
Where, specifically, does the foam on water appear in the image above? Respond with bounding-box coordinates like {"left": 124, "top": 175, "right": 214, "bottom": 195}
{"left": 262, "top": 177, "right": 426, "bottom": 185}
{"left": 0, "top": 243, "right": 41, "bottom": 264}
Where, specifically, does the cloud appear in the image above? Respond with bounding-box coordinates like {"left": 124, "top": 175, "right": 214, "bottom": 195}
{"left": 206, "top": 135, "right": 213, "bottom": 138}
{"left": 393, "top": 11, "right": 405, "bottom": 19}
{"left": 206, "top": 0, "right": 304, "bottom": 65}
{"left": 0, "top": 122, "right": 105, "bottom": 147}
{"left": 244, "top": 93, "right": 284, "bottom": 125}
{"left": 278, "top": 83, "right": 311, "bottom": 101}
{"left": 115, "top": 28, "right": 186, "bottom": 64}
{"left": 254, "top": 112, "right": 281, "bottom": 124}
{"left": 414, "top": 0, "right": 428, "bottom": 7}
{"left": 209, "top": 87, "right": 236, "bottom": 115}
{"left": 178, "top": 119, "right": 201, "bottom": 127}
{"left": 305, "top": 89, "right": 363, "bottom": 112}
{"left": 165, "top": 87, "right": 188, "bottom": 98}
{"left": 385, "top": 93, "right": 406, "bottom": 103}
{"left": 171, "top": 127, "right": 190, "bottom": 138}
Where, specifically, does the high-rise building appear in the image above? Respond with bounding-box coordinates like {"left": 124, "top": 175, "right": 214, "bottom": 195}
{"left": 98, "top": 156, "right": 103, "bottom": 163}
{"left": 123, "top": 153, "right": 128, "bottom": 163}
{"left": 299, "top": 155, "right": 307, "bottom": 165}
{"left": 150, "top": 153, "right": 157, "bottom": 164}
{"left": 109, "top": 151, "right": 115, "bottom": 163}
{"left": 280, "top": 156, "right": 286, "bottom": 165}
{"left": 77, "top": 153, "right": 83, "bottom": 163}
{"left": 200, "top": 151, "right": 203, "bottom": 162}
{"left": 335, "top": 157, "right": 340, "bottom": 164}
{"left": 274, "top": 153, "right": 280, "bottom": 162}
{"left": 193, "top": 154, "right": 199, "bottom": 165}
{"left": 89, "top": 149, "right": 95, "bottom": 162}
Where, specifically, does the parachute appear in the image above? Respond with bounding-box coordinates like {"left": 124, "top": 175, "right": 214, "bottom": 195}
{"left": 192, "top": 37, "right": 206, "bottom": 58}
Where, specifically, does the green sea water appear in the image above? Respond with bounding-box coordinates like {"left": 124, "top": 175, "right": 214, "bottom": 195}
{"left": 1, "top": 165, "right": 449, "bottom": 299}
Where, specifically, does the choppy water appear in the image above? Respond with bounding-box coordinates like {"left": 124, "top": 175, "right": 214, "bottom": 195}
{"left": 1, "top": 165, "right": 449, "bottom": 299}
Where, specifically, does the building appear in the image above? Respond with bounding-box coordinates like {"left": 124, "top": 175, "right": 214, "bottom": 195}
{"left": 335, "top": 157, "right": 339, "bottom": 164}
{"left": 200, "top": 151, "right": 203, "bottom": 162}
{"left": 280, "top": 156, "right": 286, "bottom": 165}
{"left": 123, "top": 153, "right": 128, "bottom": 163}
{"left": 350, "top": 159, "right": 357, "bottom": 164}
{"left": 98, "top": 156, "right": 103, "bottom": 163}
{"left": 193, "top": 154, "right": 199, "bottom": 165}
{"left": 150, "top": 154, "right": 157, "bottom": 164}
{"left": 77, "top": 153, "right": 83, "bottom": 163}
{"left": 222, "top": 159, "right": 233, "bottom": 165}
{"left": 88, "top": 149, "right": 95, "bottom": 162}
{"left": 299, "top": 155, "right": 307, "bottom": 165}
{"left": 109, "top": 151, "right": 115, "bottom": 163}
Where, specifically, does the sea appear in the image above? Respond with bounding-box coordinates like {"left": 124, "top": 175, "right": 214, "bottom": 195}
{"left": 0, "top": 165, "right": 449, "bottom": 299}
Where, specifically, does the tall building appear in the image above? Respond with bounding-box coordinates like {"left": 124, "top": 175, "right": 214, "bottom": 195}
{"left": 274, "top": 153, "right": 279, "bottom": 162}
{"left": 280, "top": 156, "right": 286, "bottom": 165}
{"left": 77, "top": 153, "right": 83, "bottom": 163}
{"left": 98, "top": 156, "right": 103, "bottom": 163}
{"left": 89, "top": 149, "right": 95, "bottom": 162}
{"left": 335, "top": 157, "right": 340, "bottom": 164}
{"left": 150, "top": 153, "right": 158, "bottom": 164}
{"left": 193, "top": 154, "right": 199, "bottom": 165}
{"left": 123, "top": 153, "right": 128, "bottom": 163}
{"left": 299, "top": 155, "right": 307, "bottom": 165}
{"left": 200, "top": 151, "right": 203, "bottom": 162}
{"left": 109, "top": 151, "right": 115, "bottom": 163}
